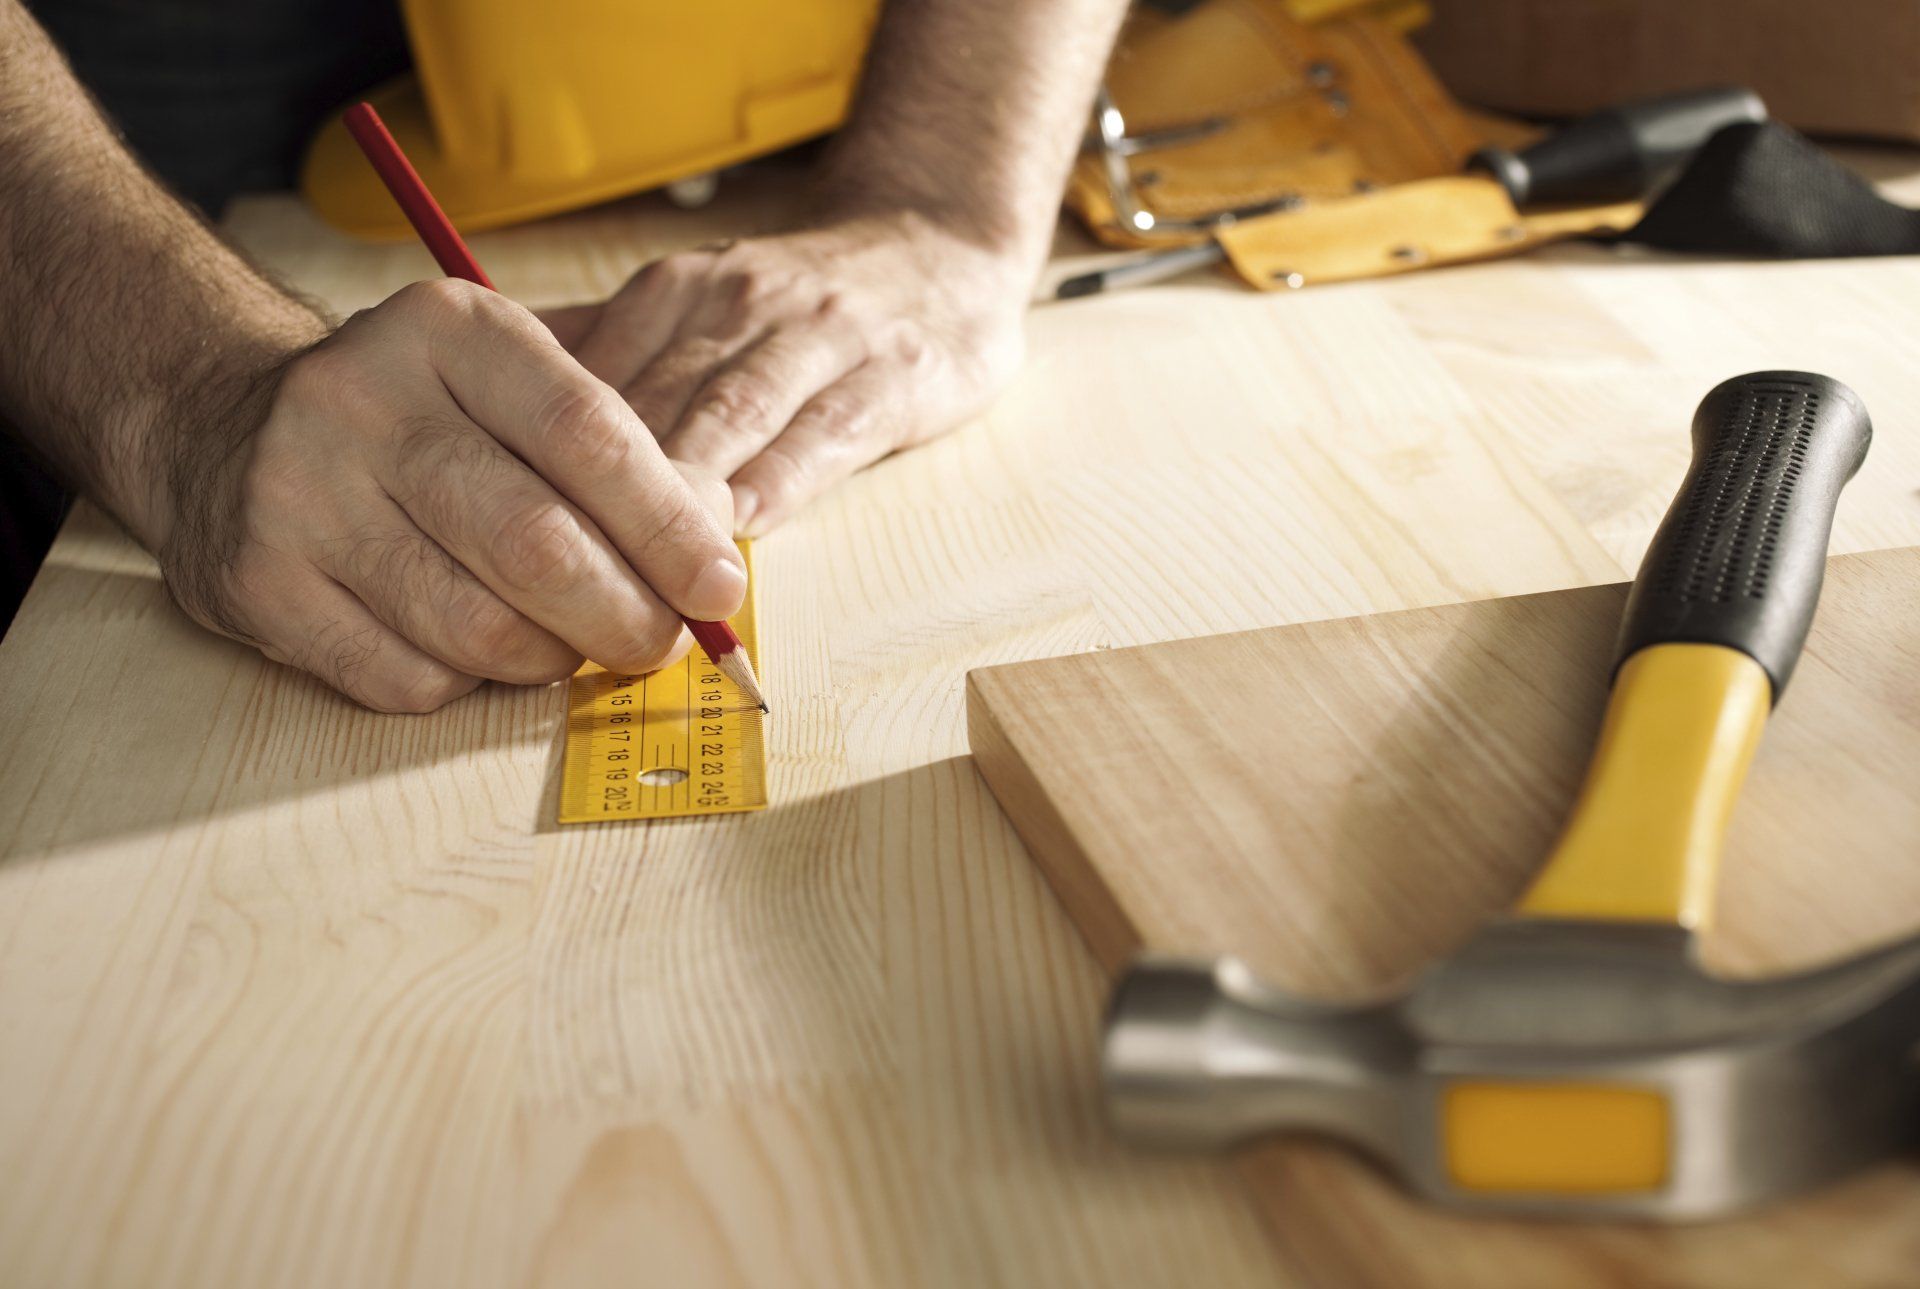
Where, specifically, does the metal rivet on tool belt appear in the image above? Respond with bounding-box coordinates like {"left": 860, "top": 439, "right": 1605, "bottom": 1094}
{"left": 1498, "top": 224, "right": 1527, "bottom": 242}
{"left": 1137, "top": 170, "right": 1161, "bottom": 188}
{"left": 1271, "top": 269, "right": 1306, "bottom": 289}
{"left": 1354, "top": 179, "right": 1377, "bottom": 194}
{"left": 1306, "top": 61, "right": 1336, "bottom": 87}
{"left": 1323, "top": 90, "right": 1350, "bottom": 118}
{"left": 1390, "top": 245, "right": 1428, "bottom": 265}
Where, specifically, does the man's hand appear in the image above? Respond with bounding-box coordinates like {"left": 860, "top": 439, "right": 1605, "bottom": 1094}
{"left": 159, "top": 280, "right": 745, "bottom": 713}
{"left": 536, "top": 0, "right": 1131, "bottom": 535}
{"left": 4, "top": 3, "right": 743, "bottom": 713}
{"left": 0, "top": 0, "right": 1129, "bottom": 710}
{"left": 540, "top": 212, "right": 1026, "bottom": 536}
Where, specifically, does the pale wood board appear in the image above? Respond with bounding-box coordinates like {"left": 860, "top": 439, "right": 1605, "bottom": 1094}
{"left": 969, "top": 546, "right": 1920, "bottom": 1286}
{"left": 3, "top": 149, "right": 1920, "bottom": 1287}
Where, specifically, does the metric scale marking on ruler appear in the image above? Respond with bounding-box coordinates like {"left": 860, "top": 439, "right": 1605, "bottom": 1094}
{"left": 558, "top": 542, "right": 767, "bottom": 823}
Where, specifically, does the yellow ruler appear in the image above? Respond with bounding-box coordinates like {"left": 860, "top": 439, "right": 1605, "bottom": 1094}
{"left": 557, "top": 542, "right": 767, "bottom": 823}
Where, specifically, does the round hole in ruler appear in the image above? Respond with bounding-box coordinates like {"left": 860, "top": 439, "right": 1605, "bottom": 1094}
{"left": 638, "top": 767, "right": 689, "bottom": 787}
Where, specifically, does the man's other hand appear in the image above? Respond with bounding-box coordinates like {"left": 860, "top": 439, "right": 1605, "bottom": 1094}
{"left": 538, "top": 211, "right": 1028, "bottom": 537}
{"left": 157, "top": 279, "right": 745, "bottom": 713}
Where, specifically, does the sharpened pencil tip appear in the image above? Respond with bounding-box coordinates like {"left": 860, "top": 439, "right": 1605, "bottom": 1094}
{"left": 710, "top": 646, "right": 767, "bottom": 713}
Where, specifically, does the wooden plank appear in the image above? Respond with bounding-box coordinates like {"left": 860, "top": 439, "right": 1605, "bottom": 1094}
{"left": 968, "top": 546, "right": 1920, "bottom": 1287}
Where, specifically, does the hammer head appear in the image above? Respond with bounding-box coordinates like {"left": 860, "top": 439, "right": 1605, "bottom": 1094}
{"left": 1104, "top": 924, "right": 1920, "bottom": 1220}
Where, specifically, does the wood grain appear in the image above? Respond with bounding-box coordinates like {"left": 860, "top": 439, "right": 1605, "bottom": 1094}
{"left": 968, "top": 547, "right": 1920, "bottom": 1287}
{"left": 4, "top": 151, "right": 1920, "bottom": 1287}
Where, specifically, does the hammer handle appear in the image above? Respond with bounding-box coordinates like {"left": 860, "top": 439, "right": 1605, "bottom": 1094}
{"left": 1616, "top": 372, "right": 1871, "bottom": 697}
{"left": 1519, "top": 373, "right": 1869, "bottom": 927}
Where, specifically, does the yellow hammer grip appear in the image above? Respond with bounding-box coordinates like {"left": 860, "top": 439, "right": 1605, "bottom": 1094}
{"left": 1516, "top": 643, "right": 1772, "bottom": 928}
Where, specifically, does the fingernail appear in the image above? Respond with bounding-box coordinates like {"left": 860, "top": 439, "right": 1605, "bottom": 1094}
{"left": 730, "top": 484, "right": 759, "bottom": 536}
{"left": 687, "top": 557, "right": 748, "bottom": 616}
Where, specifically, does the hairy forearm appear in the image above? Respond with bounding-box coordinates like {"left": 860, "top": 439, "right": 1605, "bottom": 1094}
{"left": 0, "top": 0, "right": 324, "bottom": 549}
{"left": 819, "top": 0, "right": 1130, "bottom": 272}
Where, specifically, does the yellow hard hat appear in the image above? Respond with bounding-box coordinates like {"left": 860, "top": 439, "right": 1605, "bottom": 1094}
{"left": 302, "top": 0, "right": 881, "bottom": 239}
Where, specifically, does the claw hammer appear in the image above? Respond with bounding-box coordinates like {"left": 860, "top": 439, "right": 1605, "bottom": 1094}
{"left": 1106, "top": 372, "right": 1920, "bottom": 1220}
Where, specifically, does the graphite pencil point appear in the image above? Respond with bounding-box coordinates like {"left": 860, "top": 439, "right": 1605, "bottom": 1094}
{"left": 711, "top": 646, "right": 767, "bottom": 712}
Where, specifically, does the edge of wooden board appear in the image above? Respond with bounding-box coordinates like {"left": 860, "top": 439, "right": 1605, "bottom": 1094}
{"left": 966, "top": 670, "right": 1143, "bottom": 975}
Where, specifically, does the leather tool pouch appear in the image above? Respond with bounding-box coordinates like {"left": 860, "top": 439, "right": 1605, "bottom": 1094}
{"left": 1214, "top": 179, "right": 1640, "bottom": 290}
{"left": 1066, "top": 0, "right": 1638, "bottom": 290}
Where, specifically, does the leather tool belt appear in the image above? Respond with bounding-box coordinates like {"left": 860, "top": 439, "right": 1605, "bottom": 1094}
{"left": 1067, "top": 0, "right": 1641, "bottom": 290}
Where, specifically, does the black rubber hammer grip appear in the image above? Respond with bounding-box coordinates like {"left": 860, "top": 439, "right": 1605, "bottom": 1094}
{"left": 1615, "top": 372, "right": 1871, "bottom": 699}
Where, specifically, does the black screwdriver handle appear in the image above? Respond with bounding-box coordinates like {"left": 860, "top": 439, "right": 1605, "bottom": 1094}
{"left": 1470, "top": 86, "right": 1767, "bottom": 206}
{"left": 1615, "top": 372, "right": 1871, "bottom": 700}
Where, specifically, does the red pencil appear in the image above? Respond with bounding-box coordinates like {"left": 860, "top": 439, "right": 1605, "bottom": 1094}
{"left": 342, "top": 102, "right": 767, "bottom": 712}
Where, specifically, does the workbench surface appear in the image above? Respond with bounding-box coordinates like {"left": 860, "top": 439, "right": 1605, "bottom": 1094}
{"left": 6, "top": 154, "right": 1920, "bottom": 1288}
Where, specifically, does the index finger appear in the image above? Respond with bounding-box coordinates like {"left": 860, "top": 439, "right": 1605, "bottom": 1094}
{"left": 427, "top": 287, "right": 747, "bottom": 622}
